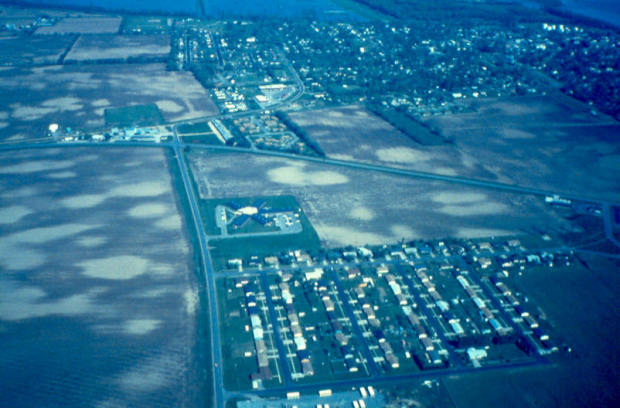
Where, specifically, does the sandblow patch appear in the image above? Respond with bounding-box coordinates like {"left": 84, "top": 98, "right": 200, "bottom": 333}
{"left": 80, "top": 255, "right": 149, "bottom": 280}
{"left": 124, "top": 319, "right": 161, "bottom": 335}
{"left": 117, "top": 353, "right": 176, "bottom": 393}
{"left": 47, "top": 170, "right": 77, "bottom": 179}
{"left": 184, "top": 289, "right": 198, "bottom": 315}
{"left": 431, "top": 191, "right": 487, "bottom": 205}
{"left": 156, "top": 214, "right": 182, "bottom": 230}
{"left": 41, "top": 96, "right": 82, "bottom": 111}
{"left": 60, "top": 193, "right": 108, "bottom": 209}
{"left": 455, "top": 227, "right": 514, "bottom": 238}
{"left": 0, "top": 159, "right": 74, "bottom": 174}
{"left": 156, "top": 100, "right": 184, "bottom": 113}
{"left": 319, "top": 225, "right": 387, "bottom": 246}
{"left": 111, "top": 181, "right": 169, "bottom": 197}
{"left": 128, "top": 203, "right": 168, "bottom": 218}
{"left": 440, "top": 202, "right": 508, "bottom": 216}
{"left": 0, "top": 205, "right": 32, "bottom": 224}
{"left": 91, "top": 98, "right": 111, "bottom": 107}
{"left": 375, "top": 147, "right": 429, "bottom": 163}
{"left": 11, "top": 105, "right": 55, "bottom": 121}
{"left": 267, "top": 166, "right": 348, "bottom": 186}
{"left": 390, "top": 225, "right": 419, "bottom": 239}
{"left": 349, "top": 206, "right": 374, "bottom": 221}
{"left": 0, "top": 279, "right": 96, "bottom": 321}
{"left": 76, "top": 236, "right": 107, "bottom": 248}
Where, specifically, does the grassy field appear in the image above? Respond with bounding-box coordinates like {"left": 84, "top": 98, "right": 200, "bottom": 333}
{"left": 181, "top": 134, "right": 223, "bottom": 145}
{"left": 104, "top": 103, "right": 164, "bottom": 127}
{"left": 178, "top": 122, "right": 215, "bottom": 134}
{"left": 178, "top": 122, "right": 223, "bottom": 145}
{"left": 203, "top": 195, "right": 321, "bottom": 270}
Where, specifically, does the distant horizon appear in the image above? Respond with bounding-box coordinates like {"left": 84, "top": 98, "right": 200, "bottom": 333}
{"left": 3, "top": 0, "right": 620, "bottom": 27}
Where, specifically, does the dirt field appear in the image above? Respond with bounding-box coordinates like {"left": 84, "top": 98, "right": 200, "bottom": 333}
{"left": 287, "top": 105, "right": 475, "bottom": 177}
{"left": 0, "top": 35, "right": 75, "bottom": 65}
{"left": 65, "top": 34, "right": 170, "bottom": 62}
{"left": 35, "top": 16, "right": 122, "bottom": 34}
{"left": 287, "top": 97, "right": 620, "bottom": 202}
{"left": 187, "top": 149, "right": 572, "bottom": 246}
{"left": 0, "top": 147, "right": 207, "bottom": 407}
{"left": 424, "top": 94, "right": 620, "bottom": 201}
{"left": 0, "top": 63, "right": 218, "bottom": 141}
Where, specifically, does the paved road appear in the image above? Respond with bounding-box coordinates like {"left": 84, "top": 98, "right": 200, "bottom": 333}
{"left": 229, "top": 357, "right": 547, "bottom": 399}
{"left": 258, "top": 272, "right": 293, "bottom": 385}
{"left": 328, "top": 267, "right": 381, "bottom": 377}
{"left": 171, "top": 131, "right": 226, "bottom": 408}
{"left": 2, "top": 141, "right": 618, "bottom": 207}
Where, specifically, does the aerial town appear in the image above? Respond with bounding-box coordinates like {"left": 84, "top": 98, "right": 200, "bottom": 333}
{"left": 0, "top": 1, "right": 618, "bottom": 408}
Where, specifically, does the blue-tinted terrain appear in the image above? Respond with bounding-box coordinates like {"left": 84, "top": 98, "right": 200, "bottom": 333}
{"left": 16, "top": 0, "right": 198, "bottom": 14}
{"left": 0, "top": 148, "right": 206, "bottom": 408}
{"left": 13, "top": 0, "right": 357, "bottom": 19}
{"left": 561, "top": 0, "right": 620, "bottom": 27}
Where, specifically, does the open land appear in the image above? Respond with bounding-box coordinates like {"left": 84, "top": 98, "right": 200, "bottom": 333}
{"left": 0, "top": 146, "right": 207, "bottom": 407}
{"left": 444, "top": 254, "right": 620, "bottom": 407}
{"left": 287, "top": 97, "right": 620, "bottom": 202}
{"left": 424, "top": 94, "right": 620, "bottom": 200}
{"left": 187, "top": 149, "right": 573, "bottom": 247}
{"left": 0, "top": 63, "right": 218, "bottom": 142}
{"left": 105, "top": 103, "right": 163, "bottom": 127}
{"left": 35, "top": 16, "right": 122, "bottom": 34}
{"left": 65, "top": 34, "right": 170, "bottom": 62}
{"left": 0, "top": 35, "right": 76, "bottom": 65}
{"left": 286, "top": 105, "right": 472, "bottom": 178}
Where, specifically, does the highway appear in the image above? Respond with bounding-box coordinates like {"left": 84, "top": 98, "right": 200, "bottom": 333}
{"left": 170, "top": 130, "right": 226, "bottom": 408}
{"left": 2, "top": 140, "right": 619, "bottom": 208}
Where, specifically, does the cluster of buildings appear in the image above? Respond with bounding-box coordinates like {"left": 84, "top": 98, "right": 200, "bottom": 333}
{"left": 219, "top": 234, "right": 566, "bottom": 389}
{"left": 53, "top": 124, "right": 173, "bottom": 143}
{"left": 170, "top": 17, "right": 619, "bottom": 119}
{"left": 240, "top": 279, "right": 277, "bottom": 388}
{"left": 229, "top": 114, "right": 310, "bottom": 154}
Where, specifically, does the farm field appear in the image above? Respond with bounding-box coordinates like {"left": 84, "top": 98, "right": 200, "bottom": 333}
{"left": 178, "top": 122, "right": 223, "bottom": 145}
{"left": 186, "top": 149, "right": 573, "bottom": 247}
{"left": 0, "top": 146, "right": 207, "bottom": 407}
{"left": 105, "top": 103, "right": 163, "bottom": 127}
{"left": 0, "top": 63, "right": 219, "bottom": 142}
{"left": 64, "top": 34, "right": 170, "bottom": 62}
{"left": 35, "top": 16, "right": 122, "bottom": 34}
{"left": 424, "top": 94, "right": 620, "bottom": 200}
{"left": 0, "top": 35, "right": 76, "bottom": 65}
{"left": 286, "top": 106, "right": 472, "bottom": 178}
{"left": 287, "top": 97, "right": 620, "bottom": 202}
